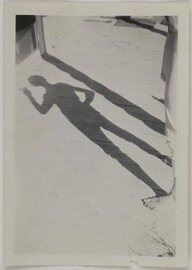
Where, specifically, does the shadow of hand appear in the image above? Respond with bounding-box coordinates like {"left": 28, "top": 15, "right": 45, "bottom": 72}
{"left": 21, "top": 87, "right": 32, "bottom": 97}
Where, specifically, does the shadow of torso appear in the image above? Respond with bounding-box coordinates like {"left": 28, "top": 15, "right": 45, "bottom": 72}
{"left": 45, "top": 83, "right": 101, "bottom": 127}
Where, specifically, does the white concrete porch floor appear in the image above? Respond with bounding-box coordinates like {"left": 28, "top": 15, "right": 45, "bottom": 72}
{"left": 15, "top": 17, "right": 175, "bottom": 257}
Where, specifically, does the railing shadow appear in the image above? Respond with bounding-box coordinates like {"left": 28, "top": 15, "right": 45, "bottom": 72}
{"left": 115, "top": 16, "right": 167, "bottom": 37}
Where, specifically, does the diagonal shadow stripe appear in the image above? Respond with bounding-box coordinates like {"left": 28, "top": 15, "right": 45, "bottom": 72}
{"left": 42, "top": 53, "right": 166, "bottom": 135}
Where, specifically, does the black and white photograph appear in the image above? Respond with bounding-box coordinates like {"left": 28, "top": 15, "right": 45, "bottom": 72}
{"left": 3, "top": 2, "right": 189, "bottom": 268}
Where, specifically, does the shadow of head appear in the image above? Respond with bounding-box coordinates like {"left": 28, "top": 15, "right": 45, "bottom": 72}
{"left": 28, "top": 75, "right": 48, "bottom": 87}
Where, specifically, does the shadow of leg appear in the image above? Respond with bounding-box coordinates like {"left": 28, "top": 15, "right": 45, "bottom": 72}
{"left": 100, "top": 117, "right": 171, "bottom": 166}
{"left": 78, "top": 123, "right": 168, "bottom": 198}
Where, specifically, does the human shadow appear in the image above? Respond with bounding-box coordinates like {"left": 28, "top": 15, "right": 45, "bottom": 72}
{"left": 22, "top": 75, "right": 168, "bottom": 198}
{"left": 42, "top": 53, "right": 165, "bottom": 135}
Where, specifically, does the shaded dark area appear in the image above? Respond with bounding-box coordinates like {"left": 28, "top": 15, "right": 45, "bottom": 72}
{"left": 16, "top": 25, "right": 36, "bottom": 46}
{"left": 42, "top": 53, "right": 165, "bottom": 135}
{"left": 152, "top": 95, "right": 165, "bottom": 105}
{"left": 16, "top": 15, "right": 36, "bottom": 32}
{"left": 115, "top": 16, "right": 167, "bottom": 37}
{"left": 23, "top": 75, "right": 168, "bottom": 197}
{"left": 16, "top": 16, "right": 37, "bottom": 64}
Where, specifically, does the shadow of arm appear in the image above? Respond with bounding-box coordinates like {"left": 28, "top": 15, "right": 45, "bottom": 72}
{"left": 75, "top": 87, "right": 95, "bottom": 105}
{"left": 23, "top": 88, "right": 53, "bottom": 114}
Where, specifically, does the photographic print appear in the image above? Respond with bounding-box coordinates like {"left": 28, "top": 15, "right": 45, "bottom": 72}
{"left": 3, "top": 2, "right": 189, "bottom": 268}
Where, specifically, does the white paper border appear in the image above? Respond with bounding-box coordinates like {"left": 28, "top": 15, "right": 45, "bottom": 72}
{"left": 3, "top": 1, "right": 189, "bottom": 267}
